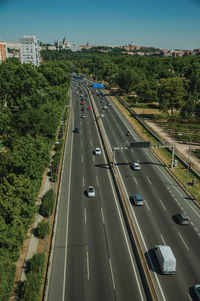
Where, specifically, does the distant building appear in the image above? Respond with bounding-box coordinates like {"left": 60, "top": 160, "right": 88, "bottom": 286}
{"left": 19, "top": 35, "right": 41, "bottom": 66}
{"left": 0, "top": 42, "right": 8, "bottom": 62}
{"left": 54, "top": 37, "right": 71, "bottom": 50}
{"left": 6, "top": 41, "right": 20, "bottom": 50}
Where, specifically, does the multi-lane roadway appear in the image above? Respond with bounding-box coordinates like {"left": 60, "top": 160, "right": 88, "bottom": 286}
{"left": 47, "top": 79, "right": 200, "bottom": 301}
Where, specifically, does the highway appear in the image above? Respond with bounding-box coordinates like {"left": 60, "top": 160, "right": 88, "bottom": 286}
{"left": 90, "top": 84, "right": 200, "bottom": 301}
{"left": 47, "top": 81, "right": 147, "bottom": 301}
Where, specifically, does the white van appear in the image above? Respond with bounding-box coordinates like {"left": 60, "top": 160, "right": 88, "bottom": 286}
{"left": 154, "top": 245, "right": 176, "bottom": 274}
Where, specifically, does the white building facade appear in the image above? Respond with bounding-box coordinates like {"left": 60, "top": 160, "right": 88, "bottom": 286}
{"left": 19, "top": 35, "right": 41, "bottom": 66}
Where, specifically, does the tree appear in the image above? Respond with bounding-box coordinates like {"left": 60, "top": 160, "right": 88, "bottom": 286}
{"left": 158, "top": 77, "right": 186, "bottom": 115}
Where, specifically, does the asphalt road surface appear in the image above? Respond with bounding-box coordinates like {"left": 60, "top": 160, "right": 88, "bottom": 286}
{"left": 91, "top": 84, "right": 200, "bottom": 301}
{"left": 47, "top": 82, "right": 148, "bottom": 301}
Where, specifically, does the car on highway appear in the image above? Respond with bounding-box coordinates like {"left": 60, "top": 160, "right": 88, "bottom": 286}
{"left": 81, "top": 107, "right": 85, "bottom": 111}
{"left": 131, "top": 162, "right": 140, "bottom": 170}
{"left": 80, "top": 101, "right": 85, "bottom": 105}
{"left": 154, "top": 245, "right": 176, "bottom": 274}
{"left": 100, "top": 114, "right": 104, "bottom": 118}
{"left": 87, "top": 186, "right": 95, "bottom": 197}
{"left": 73, "top": 128, "right": 79, "bottom": 133}
{"left": 94, "top": 147, "right": 101, "bottom": 155}
{"left": 87, "top": 106, "right": 92, "bottom": 111}
{"left": 130, "top": 194, "right": 144, "bottom": 206}
{"left": 81, "top": 114, "right": 86, "bottom": 118}
{"left": 193, "top": 284, "right": 200, "bottom": 300}
{"left": 175, "top": 212, "right": 190, "bottom": 225}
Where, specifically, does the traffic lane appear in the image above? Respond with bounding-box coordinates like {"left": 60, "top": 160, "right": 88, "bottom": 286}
{"left": 47, "top": 101, "right": 75, "bottom": 301}
{"left": 85, "top": 103, "right": 147, "bottom": 300}
{"left": 91, "top": 148, "right": 146, "bottom": 300}
{"left": 84, "top": 197, "right": 115, "bottom": 301}
{"left": 80, "top": 113, "right": 116, "bottom": 301}
{"left": 117, "top": 148, "right": 200, "bottom": 265}
{"left": 117, "top": 155, "right": 200, "bottom": 301}
{"left": 66, "top": 101, "right": 115, "bottom": 301}
{"left": 92, "top": 89, "right": 200, "bottom": 298}
{"left": 65, "top": 107, "right": 87, "bottom": 300}
{"left": 116, "top": 163, "right": 188, "bottom": 301}
{"left": 98, "top": 93, "right": 200, "bottom": 292}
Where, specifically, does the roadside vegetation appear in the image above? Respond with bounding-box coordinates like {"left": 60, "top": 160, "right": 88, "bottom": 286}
{"left": 0, "top": 58, "right": 70, "bottom": 300}
{"left": 44, "top": 48, "right": 200, "bottom": 160}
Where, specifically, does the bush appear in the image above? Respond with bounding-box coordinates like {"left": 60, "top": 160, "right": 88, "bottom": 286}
{"left": 27, "top": 253, "right": 45, "bottom": 274}
{"left": 20, "top": 253, "right": 46, "bottom": 301}
{"left": 37, "top": 220, "right": 50, "bottom": 238}
{"left": 20, "top": 272, "right": 42, "bottom": 301}
{"left": 40, "top": 189, "right": 55, "bottom": 217}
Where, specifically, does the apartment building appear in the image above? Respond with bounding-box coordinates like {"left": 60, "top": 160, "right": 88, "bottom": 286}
{"left": 0, "top": 42, "right": 8, "bottom": 62}
{"left": 19, "top": 35, "right": 41, "bottom": 66}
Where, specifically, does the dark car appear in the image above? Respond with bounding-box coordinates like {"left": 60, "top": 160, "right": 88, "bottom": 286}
{"left": 73, "top": 128, "right": 79, "bottom": 133}
{"left": 176, "top": 213, "right": 190, "bottom": 225}
{"left": 81, "top": 107, "right": 85, "bottom": 111}
{"left": 194, "top": 284, "right": 200, "bottom": 300}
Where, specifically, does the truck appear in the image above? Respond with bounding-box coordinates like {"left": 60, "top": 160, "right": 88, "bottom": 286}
{"left": 154, "top": 245, "right": 176, "bottom": 274}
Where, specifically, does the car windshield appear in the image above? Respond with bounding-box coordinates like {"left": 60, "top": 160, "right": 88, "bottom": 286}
{"left": 180, "top": 213, "right": 189, "bottom": 220}
{"left": 89, "top": 187, "right": 94, "bottom": 192}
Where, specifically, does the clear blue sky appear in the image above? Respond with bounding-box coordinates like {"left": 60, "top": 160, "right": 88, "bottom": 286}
{"left": 0, "top": 0, "right": 200, "bottom": 50}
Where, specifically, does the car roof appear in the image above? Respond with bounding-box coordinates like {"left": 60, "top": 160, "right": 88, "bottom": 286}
{"left": 134, "top": 194, "right": 142, "bottom": 199}
{"left": 178, "top": 212, "right": 189, "bottom": 219}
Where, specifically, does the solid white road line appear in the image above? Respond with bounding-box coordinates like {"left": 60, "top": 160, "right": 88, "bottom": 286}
{"left": 109, "top": 259, "right": 116, "bottom": 290}
{"left": 178, "top": 232, "right": 189, "bottom": 251}
{"left": 83, "top": 176, "right": 85, "bottom": 188}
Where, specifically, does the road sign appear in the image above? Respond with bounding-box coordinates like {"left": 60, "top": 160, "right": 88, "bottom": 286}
{"left": 93, "top": 83, "right": 104, "bottom": 88}
{"left": 130, "top": 141, "right": 150, "bottom": 148}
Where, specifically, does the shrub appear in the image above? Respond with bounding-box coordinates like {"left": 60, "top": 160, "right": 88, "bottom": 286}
{"left": 20, "top": 272, "right": 42, "bottom": 301}
{"left": 40, "top": 189, "right": 55, "bottom": 217}
{"left": 20, "top": 253, "right": 46, "bottom": 301}
{"left": 37, "top": 220, "right": 50, "bottom": 238}
{"left": 26, "top": 253, "right": 45, "bottom": 274}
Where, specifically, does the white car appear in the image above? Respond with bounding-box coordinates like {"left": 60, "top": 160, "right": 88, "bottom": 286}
{"left": 95, "top": 147, "right": 101, "bottom": 155}
{"left": 100, "top": 114, "right": 104, "bottom": 118}
{"left": 87, "top": 186, "right": 95, "bottom": 197}
{"left": 131, "top": 162, "right": 140, "bottom": 170}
